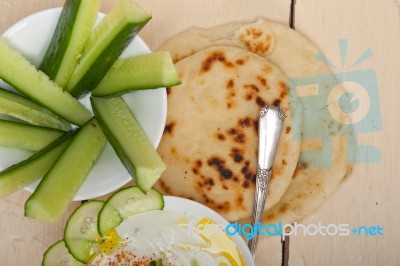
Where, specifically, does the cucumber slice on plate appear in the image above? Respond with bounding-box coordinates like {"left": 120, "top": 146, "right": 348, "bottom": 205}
{"left": 0, "top": 119, "right": 64, "bottom": 151}
{"left": 92, "top": 52, "right": 181, "bottom": 97}
{"left": 98, "top": 187, "right": 164, "bottom": 234}
{"left": 42, "top": 240, "right": 84, "bottom": 266}
{"left": 0, "top": 39, "right": 92, "bottom": 126}
{"left": 40, "top": 0, "right": 101, "bottom": 88}
{"left": 24, "top": 118, "right": 107, "bottom": 223}
{"left": 0, "top": 88, "right": 70, "bottom": 131}
{"left": 64, "top": 200, "right": 104, "bottom": 263}
{"left": 0, "top": 132, "right": 74, "bottom": 197}
{"left": 65, "top": 0, "right": 152, "bottom": 97}
{"left": 91, "top": 96, "right": 166, "bottom": 193}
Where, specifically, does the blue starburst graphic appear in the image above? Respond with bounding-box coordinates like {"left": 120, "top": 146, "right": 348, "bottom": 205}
{"left": 289, "top": 39, "right": 382, "bottom": 167}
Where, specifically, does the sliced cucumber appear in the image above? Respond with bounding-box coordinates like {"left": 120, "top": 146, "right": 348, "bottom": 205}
{"left": 91, "top": 97, "right": 166, "bottom": 192}
{"left": 0, "top": 88, "right": 70, "bottom": 131}
{"left": 0, "top": 132, "right": 74, "bottom": 197}
{"left": 0, "top": 119, "right": 64, "bottom": 151}
{"left": 64, "top": 200, "right": 104, "bottom": 263}
{"left": 24, "top": 118, "right": 107, "bottom": 223}
{"left": 40, "top": 0, "right": 101, "bottom": 88}
{"left": 98, "top": 187, "right": 164, "bottom": 234}
{"left": 42, "top": 240, "right": 84, "bottom": 266}
{"left": 65, "top": 0, "right": 151, "bottom": 97}
{"left": 92, "top": 52, "right": 181, "bottom": 97}
{"left": 0, "top": 39, "right": 92, "bottom": 126}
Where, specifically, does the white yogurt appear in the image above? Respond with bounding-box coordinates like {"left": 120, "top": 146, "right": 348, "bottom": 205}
{"left": 90, "top": 210, "right": 244, "bottom": 266}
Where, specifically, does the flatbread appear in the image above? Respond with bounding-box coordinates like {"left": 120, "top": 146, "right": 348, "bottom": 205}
{"left": 155, "top": 46, "right": 302, "bottom": 221}
{"left": 158, "top": 19, "right": 354, "bottom": 226}
{"left": 160, "top": 18, "right": 344, "bottom": 109}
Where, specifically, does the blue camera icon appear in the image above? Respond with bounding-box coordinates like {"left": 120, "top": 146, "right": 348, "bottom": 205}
{"left": 288, "top": 69, "right": 382, "bottom": 168}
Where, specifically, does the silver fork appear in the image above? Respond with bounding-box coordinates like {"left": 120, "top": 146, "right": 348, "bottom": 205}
{"left": 247, "top": 106, "right": 285, "bottom": 258}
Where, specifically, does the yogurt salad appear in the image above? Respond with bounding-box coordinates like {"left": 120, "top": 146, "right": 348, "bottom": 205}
{"left": 42, "top": 188, "right": 255, "bottom": 266}
{"left": 90, "top": 210, "right": 245, "bottom": 266}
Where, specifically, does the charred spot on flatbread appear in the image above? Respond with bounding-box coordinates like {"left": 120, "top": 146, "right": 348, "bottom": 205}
{"left": 163, "top": 121, "right": 176, "bottom": 135}
{"left": 215, "top": 132, "right": 226, "bottom": 141}
{"left": 238, "top": 117, "right": 252, "bottom": 128}
{"left": 255, "top": 96, "right": 267, "bottom": 107}
{"left": 191, "top": 159, "right": 203, "bottom": 175}
{"left": 278, "top": 81, "right": 287, "bottom": 97}
{"left": 244, "top": 84, "right": 260, "bottom": 92}
{"left": 230, "top": 147, "right": 244, "bottom": 163}
{"left": 158, "top": 179, "right": 172, "bottom": 194}
{"left": 273, "top": 98, "right": 281, "bottom": 107}
{"left": 207, "top": 156, "right": 234, "bottom": 180}
{"left": 200, "top": 50, "right": 234, "bottom": 73}
{"left": 238, "top": 26, "right": 274, "bottom": 56}
{"left": 226, "top": 127, "right": 246, "bottom": 144}
{"left": 235, "top": 58, "right": 247, "bottom": 65}
{"left": 256, "top": 76, "right": 268, "bottom": 87}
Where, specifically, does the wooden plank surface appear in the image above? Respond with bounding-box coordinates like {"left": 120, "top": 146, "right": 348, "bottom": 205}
{"left": 289, "top": 0, "right": 400, "bottom": 265}
{"left": 1, "top": 0, "right": 399, "bottom": 265}
{"left": 0, "top": 192, "right": 80, "bottom": 265}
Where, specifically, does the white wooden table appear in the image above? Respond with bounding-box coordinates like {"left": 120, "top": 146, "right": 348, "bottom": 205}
{"left": 0, "top": 0, "right": 399, "bottom": 265}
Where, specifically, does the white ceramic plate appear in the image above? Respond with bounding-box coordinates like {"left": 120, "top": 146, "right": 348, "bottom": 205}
{"left": 163, "top": 196, "right": 255, "bottom": 266}
{"left": 0, "top": 8, "right": 167, "bottom": 200}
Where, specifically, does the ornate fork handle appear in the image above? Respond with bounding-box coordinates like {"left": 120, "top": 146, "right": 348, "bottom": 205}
{"left": 247, "top": 106, "right": 285, "bottom": 258}
{"left": 248, "top": 166, "right": 273, "bottom": 255}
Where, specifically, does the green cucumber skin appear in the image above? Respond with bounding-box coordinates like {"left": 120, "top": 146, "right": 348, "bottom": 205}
{"left": 42, "top": 240, "right": 84, "bottom": 266}
{"left": 40, "top": 0, "right": 101, "bottom": 88}
{"left": 91, "top": 96, "right": 166, "bottom": 192}
{"left": 39, "top": 0, "right": 82, "bottom": 82}
{"left": 64, "top": 200, "right": 104, "bottom": 263}
{"left": 92, "top": 52, "right": 181, "bottom": 97}
{"left": 24, "top": 118, "right": 107, "bottom": 223}
{"left": 0, "top": 132, "right": 74, "bottom": 197}
{"left": 0, "top": 119, "right": 64, "bottom": 151}
{"left": 0, "top": 39, "right": 92, "bottom": 126}
{"left": 68, "top": 22, "right": 149, "bottom": 98}
{"left": 98, "top": 186, "right": 164, "bottom": 234}
{"left": 97, "top": 201, "right": 122, "bottom": 235}
{"left": 0, "top": 88, "right": 71, "bottom": 131}
{"left": 92, "top": 98, "right": 135, "bottom": 177}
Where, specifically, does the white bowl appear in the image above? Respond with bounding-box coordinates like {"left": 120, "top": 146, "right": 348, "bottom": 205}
{"left": 0, "top": 8, "right": 167, "bottom": 200}
{"left": 161, "top": 196, "right": 256, "bottom": 265}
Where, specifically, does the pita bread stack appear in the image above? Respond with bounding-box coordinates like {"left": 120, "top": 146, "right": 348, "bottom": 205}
{"left": 155, "top": 19, "right": 354, "bottom": 226}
